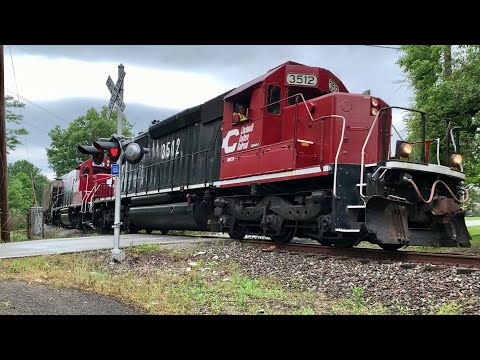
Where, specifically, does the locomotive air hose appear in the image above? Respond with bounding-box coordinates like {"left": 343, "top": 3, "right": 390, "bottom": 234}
{"left": 404, "top": 177, "right": 469, "bottom": 204}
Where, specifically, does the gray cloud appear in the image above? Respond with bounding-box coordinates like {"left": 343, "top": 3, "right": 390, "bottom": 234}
{"left": 13, "top": 45, "right": 411, "bottom": 104}
{"left": 6, "top": 97, "right": 178, "bottom": 176}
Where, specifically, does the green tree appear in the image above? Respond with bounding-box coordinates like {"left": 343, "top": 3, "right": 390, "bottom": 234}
{"left": 5, "top": 95, "right": 28, "bottom": 153}
{"left": 397, "top": 45, "right": 480, "bottom": 186}
{"left": 46, "top": 106, "right": 132, "bottom": 176}
{"left": 8, "top": 160, "right": 50, "bottom": 207}
{"left": 8, "top": 173, "right": 34, "bottom": 214}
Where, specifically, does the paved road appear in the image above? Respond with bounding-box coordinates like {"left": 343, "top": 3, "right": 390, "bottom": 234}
{"left": 0, "top": 234, "right": 226, "bottom": 259}
{"left": 0, "top": 280, "right": 142, "bottom": 315}
{"left": 466, "top": 220, "right": 480, "bottom": 227}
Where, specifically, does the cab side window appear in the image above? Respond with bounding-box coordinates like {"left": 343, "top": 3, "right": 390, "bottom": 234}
{"left": 267, "top": 84, "right": 281, "bottom": 115}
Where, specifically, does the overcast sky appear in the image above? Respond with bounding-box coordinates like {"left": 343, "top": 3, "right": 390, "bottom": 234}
{"left": 4, "top": 45, "right": 413, "bottom": 179}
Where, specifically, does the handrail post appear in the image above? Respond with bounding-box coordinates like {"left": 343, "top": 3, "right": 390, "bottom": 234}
{"left": 310, "top": 114, "right": 346, "bottom": 198}
{"left": 381, "top": 111, "right": 387, "bottom": 162}
{"left": 421, "top": 113, "right": 426, "bottom": 163}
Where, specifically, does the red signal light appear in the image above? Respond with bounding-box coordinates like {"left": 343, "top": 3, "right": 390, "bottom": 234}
{"left": 110, "top": 148, "right": 119, "bottom": 157}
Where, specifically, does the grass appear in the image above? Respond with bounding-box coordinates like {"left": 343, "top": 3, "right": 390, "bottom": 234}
{"left": 0, "top": 301, "right": 11, "bottom": 308}
{"left": 2, "top": 242, "right": 467, "bottom": 315}
{"left": 10, "top": 230, "right": 29, "bottom": 242}
{"left": 432, "top": 302, "right": 462, "bottom": 315}
{"left": 331, "top": 287, "right": 389, "bottom": 315}
{"left": 465, "top": 217, "right": 480, "bottom": 221}
{"left": 125, "top": 243, "right": 165, "bottom": 255}
{"left": 0, "top": 244, "right": 332, "bottom": 315}
{"left": 8, "top": 227, "right": 105, "bottom": 243}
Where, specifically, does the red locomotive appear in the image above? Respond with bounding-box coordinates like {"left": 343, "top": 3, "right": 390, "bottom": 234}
{"left": 44, "top": 61, "right": 471, "bottom": 249}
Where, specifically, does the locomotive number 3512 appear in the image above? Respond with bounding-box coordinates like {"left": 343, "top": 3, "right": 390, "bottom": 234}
{"left": 161, "top": 138, "right": 181, "bottom": 159}
{"left": 286, "top": 73, "right": 318, "bottom": 87}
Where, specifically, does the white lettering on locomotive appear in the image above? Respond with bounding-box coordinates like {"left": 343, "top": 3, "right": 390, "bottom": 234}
{"left": 222, "top": 123, "right": 255, "bottom": 154}
{"left": 161, "top": 138, "right": 181, "bottom": 160}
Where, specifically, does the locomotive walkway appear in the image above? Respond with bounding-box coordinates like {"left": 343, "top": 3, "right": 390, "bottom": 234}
{"left": 0, "top": 234, "right": 225, "bottom": 259}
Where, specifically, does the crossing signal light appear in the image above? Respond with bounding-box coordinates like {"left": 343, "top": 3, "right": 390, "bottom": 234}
{"left": 93, "top": 137, "right": 122, "bottom": 163}
{"left": 78, "top": 145, "right": 105, "bottom": 165}
{"left": 124, "top": 142, "right": 150, "bottom": 164}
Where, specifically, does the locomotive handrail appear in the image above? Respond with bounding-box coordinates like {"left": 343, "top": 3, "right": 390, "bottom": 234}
{"left": 121, "top": 123, "right": 222, "bottom": 196}
{"left": 309, "top": 115, "right": 346, "bottom": 198}
{"left": 359, "top": 106, "right": 427, "bottom": 200}
{"left": 449, "top": 127, "right": 463, "bottom": 172}
{"left": 437, "top": 138, "right": 441, "bottom": 166}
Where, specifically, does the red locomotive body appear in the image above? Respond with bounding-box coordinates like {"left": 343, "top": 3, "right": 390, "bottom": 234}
{"left": 43, "top": 157, "right": 112, "bottom": 228}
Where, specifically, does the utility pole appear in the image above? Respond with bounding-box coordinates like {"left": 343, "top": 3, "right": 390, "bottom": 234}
{"left": 106, "top": 64, "right": 126, "bottom": 262}
{"left": 0, "top": 45, "right": 10, "bottom": 243}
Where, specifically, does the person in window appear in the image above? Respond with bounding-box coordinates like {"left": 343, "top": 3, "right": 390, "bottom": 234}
{"left": 233, "top": 103, "right": 248, "bottom": 123}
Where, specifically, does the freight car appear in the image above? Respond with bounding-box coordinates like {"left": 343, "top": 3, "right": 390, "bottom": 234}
{"left": 45, "top": 61, "right": 471, "bottom": 249}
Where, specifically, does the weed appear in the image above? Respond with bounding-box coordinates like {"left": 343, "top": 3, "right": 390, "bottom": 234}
{"left": 126, "top": 244, "right": 164, "bottom": 255}
{"left": 433, "top": 303, "right": 462, "bottom": 315}
{"left": 394, "top": 300, "right": 410, "bottom": 314}
{"left": 293, "top": 307, "right": 315, "bottom": 315}
{"left": 0, "top": 301, "right": 11, "bottom": 308}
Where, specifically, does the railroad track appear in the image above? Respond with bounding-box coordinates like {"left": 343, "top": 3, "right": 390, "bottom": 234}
{"left": 240, "top": 239, "right": 480, "bottom": 270}
{"left": 74, "top": 229, "right": 480, "bottom": 269}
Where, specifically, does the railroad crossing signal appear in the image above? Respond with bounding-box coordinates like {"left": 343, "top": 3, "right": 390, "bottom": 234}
{"left": 106, "top": 64, "right": 126, "bottom": 119}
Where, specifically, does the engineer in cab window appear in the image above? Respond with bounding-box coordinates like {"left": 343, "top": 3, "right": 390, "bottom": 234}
{"left": 233, "top": 103, "right": 248, "bottom": 123}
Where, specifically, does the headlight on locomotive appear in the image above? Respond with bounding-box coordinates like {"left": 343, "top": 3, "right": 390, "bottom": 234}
{"left": 449, "top": 153, "right": 463, "bottom": 170}
{"left": 395, "top": 141, "right": 413, "bottom": 161}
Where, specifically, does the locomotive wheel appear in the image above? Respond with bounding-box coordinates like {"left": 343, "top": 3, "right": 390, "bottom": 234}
{"left": 270, "top": 228, "right": 295, "bottom": 243}
{"left": 160, "top": 230, "right": 169, "bottom": 235}
{"left": 228, "top": 227, "right": 246, "bottom": 240}
{"left": 379, "top": 244, "right": 404, "bottom": 251}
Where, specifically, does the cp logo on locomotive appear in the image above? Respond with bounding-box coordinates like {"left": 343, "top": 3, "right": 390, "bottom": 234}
{"left": 222, "top": 129, "right": 240, "bottom": 154}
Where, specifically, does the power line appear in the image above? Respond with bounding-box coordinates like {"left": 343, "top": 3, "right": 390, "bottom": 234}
{"left": 7, "top": 48, "right": 38, "bottom": 206}
{"left": 4, "top": 87, "right": 68, "bottom": 124}
{"left": 22, "top": 119, "right": 51, "bottom": 134}
{"left": 10, "top": 137, "right": 49, "bottom": 149}
{"left": 8, "top": 46, "right": 20, "bottom": 99}
{"left": 364, "top": 45, "right": 401, "bottom": 50}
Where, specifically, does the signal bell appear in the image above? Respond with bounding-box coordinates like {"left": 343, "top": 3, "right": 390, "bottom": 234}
{"left": 125, "top": 142, "right": 150, "bottom": 164}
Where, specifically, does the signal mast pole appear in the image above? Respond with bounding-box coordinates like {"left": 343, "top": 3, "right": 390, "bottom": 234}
{"left": 106, "top": 64, "right": 126, "bottom": 262}
{"left": 112, "top": 64, "right": 125, "bottom": 262}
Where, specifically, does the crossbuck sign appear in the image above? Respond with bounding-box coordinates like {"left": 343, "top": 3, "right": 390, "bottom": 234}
{"left": 106, "top": 65, "right": 126, "bottom": 119}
